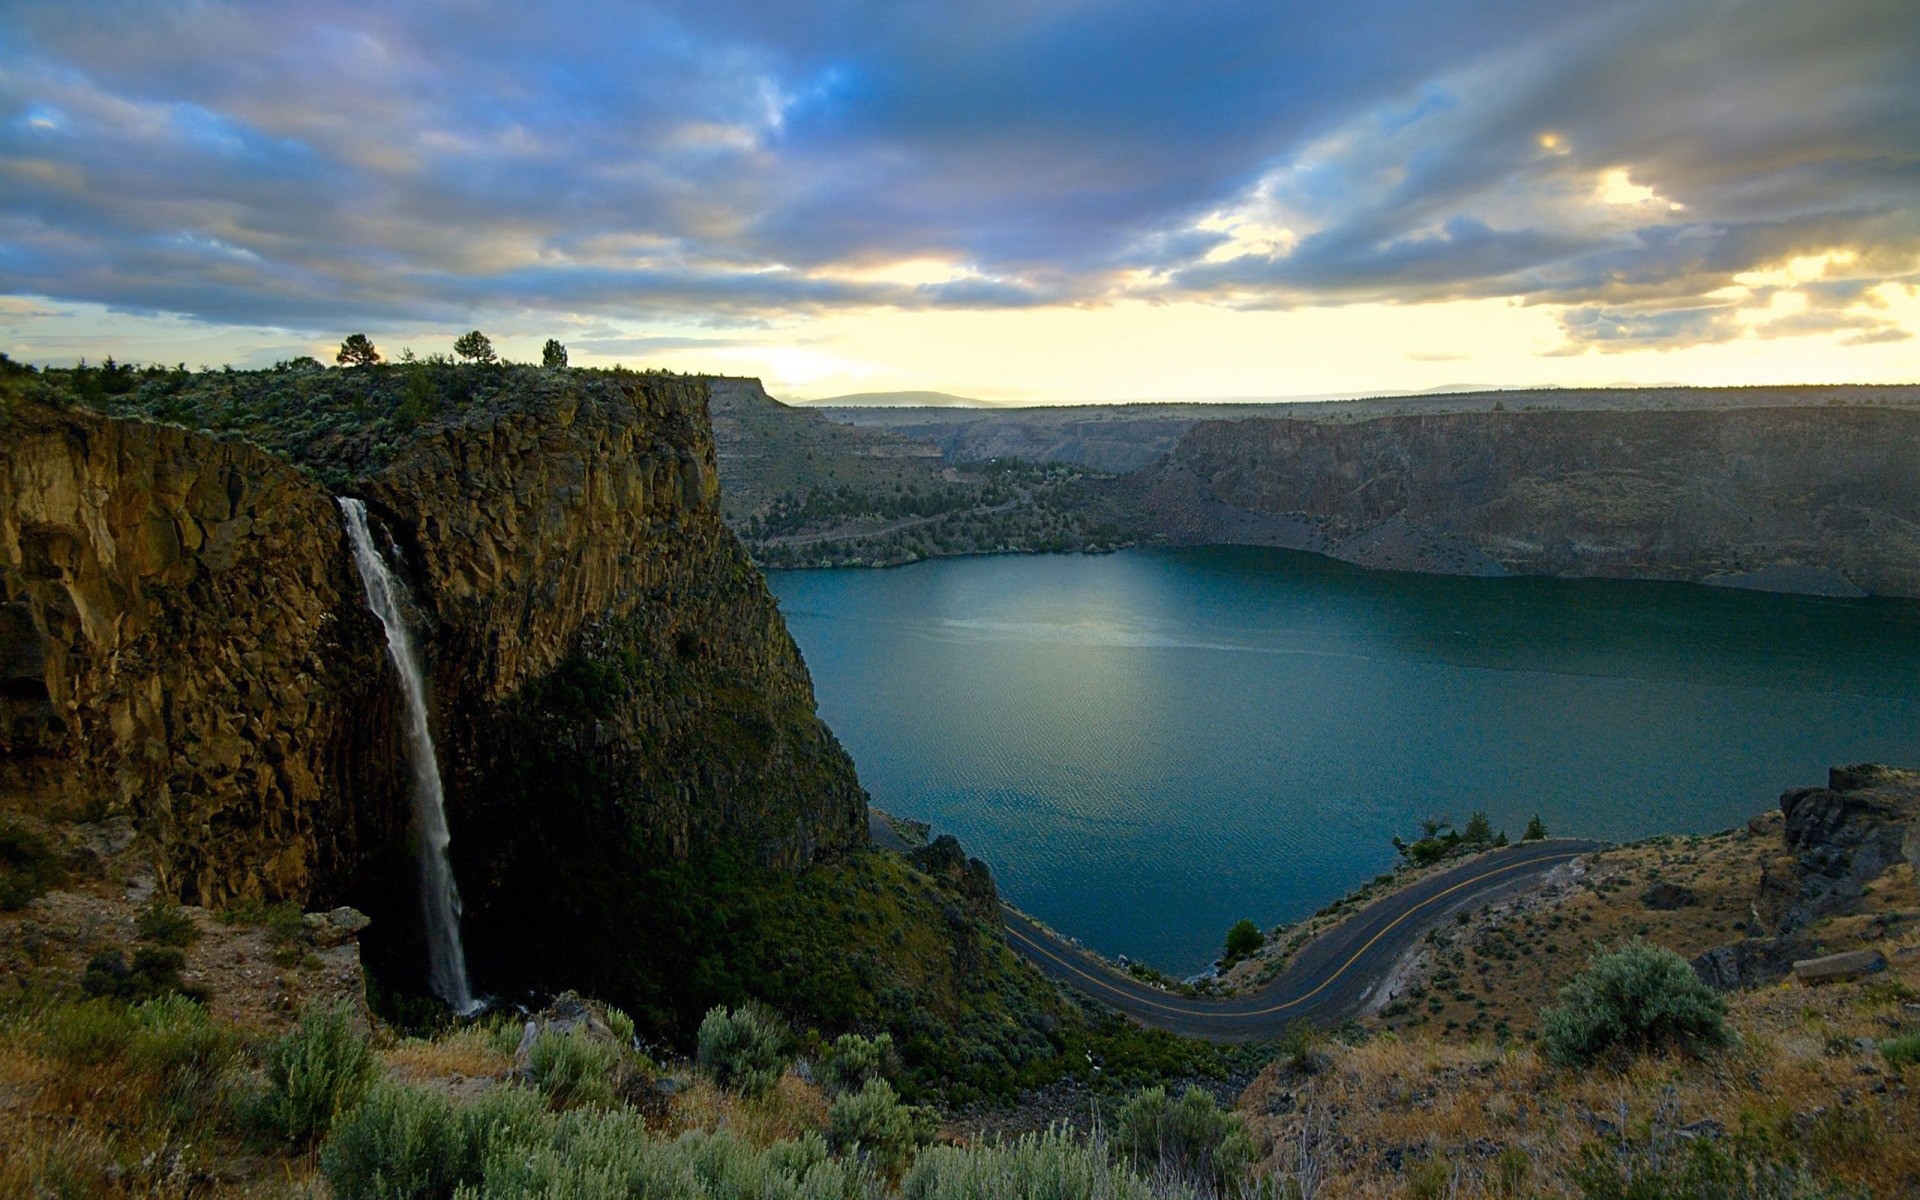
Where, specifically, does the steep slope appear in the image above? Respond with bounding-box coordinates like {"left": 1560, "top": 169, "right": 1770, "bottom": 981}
{"left": 1, "top": 370, "right": 866, "bottom": 1003}
{"left": 0, "top": 398, "right": 408, "bottom": 906}
{"left": 1122, "top": 405, "right": 1920, "bottom": 597}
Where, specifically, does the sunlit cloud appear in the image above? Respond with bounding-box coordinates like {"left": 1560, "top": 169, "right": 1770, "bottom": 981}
{"left": 0, "top": 0, "right": 1914, "bottom": 394}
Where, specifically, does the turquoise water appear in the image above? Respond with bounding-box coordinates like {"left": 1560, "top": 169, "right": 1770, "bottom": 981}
{"left": 767, "top": 547, "right": 1920, "bottom": 976}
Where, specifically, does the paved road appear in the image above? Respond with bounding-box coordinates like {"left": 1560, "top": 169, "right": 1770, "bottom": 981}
{"left": 868, "top": 811, "right": 1600, "bottom": 1041}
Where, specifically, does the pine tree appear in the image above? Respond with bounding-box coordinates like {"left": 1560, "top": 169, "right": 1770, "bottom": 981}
{"left": 453, "top": 330, "right": 496, "bottom": 364}
{"left": 335, "top": 334, "right": 381, "bottom": 367}
{"left": 541, "top": 338, "right": 568, "bottom": 369}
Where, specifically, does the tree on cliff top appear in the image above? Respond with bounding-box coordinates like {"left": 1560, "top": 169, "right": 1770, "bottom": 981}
{"left": 453, "top": 330, "right": 496, "bottom": 364}
{"left": 542, "top": 338, "right": 568, "bottom": 369}
{"left": 335, "top": 334, "right": 381, "bottom": 367}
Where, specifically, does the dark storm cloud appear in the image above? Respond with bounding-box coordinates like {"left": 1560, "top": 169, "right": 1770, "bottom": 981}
{"left": 0, "top": 0, "right": 1914, "bottom": 348}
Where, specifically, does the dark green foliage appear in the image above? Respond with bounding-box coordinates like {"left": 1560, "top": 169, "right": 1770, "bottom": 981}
{"left": 453, "top": 329, "right": 496, "bottom": 364}
{"left": 527, "top": 1026, "right": 621, "bottom": 1109}
{"left": 1462, "top": 811, "right": 1495, "bottom": 843}
{"left": 1222, "top": 918, "right": 1264, "bottom": 963}
{"left": 827, "top": 1078, "right": 936, "bottom": 1175}
{"left": 321, "top": 1080, "right": 547, "bottom": 1200}
{"left": 337, "top": 334, "right": 382, "bottom": 366}
{"left": 138, "top": 900, "right": 201, "bottom": 947}
{"left": 257, "top": 1001, "right": 378, "bottom": 1145}
{"left": 1526, "top": 814, "right": 1550, "bottom": 841}
{"left": 820, "top": 1031, "right": 899, "bottom": 1095}
{"left": 1541, "top": 942, "right": 1732, "bottom": 1066}
{"left": 541, "top": 338, "right": 568, "bottom": 369}
{"left": 1110, "top": 1084, "right": 1257, "bottom": 1196}
{"left": 82, "top": 946, "right": 187, "bottom": 1001}
{"left": 0, "top": 817, "right": 64, "bottom": 910}
{"left": 696, "top": 1003, "right": 790, "bottom": 1097}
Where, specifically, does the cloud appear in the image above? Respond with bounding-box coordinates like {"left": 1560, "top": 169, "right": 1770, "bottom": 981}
{"left": 0, "top": 0, "right": 1913, "bottom": 355}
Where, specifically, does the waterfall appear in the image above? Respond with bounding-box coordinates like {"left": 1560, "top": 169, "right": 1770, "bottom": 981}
{"left": 337, "top": 497, "right": 480, "bottom": 1015}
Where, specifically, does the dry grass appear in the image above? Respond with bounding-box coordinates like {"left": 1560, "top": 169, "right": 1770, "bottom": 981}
{"left": 1370, "top": 822, "right": 1918, "bottom": 1044}
{"left": 1240, "top": 938, "right": 1920, "bottom": 1198}
{"left": 667, "top": 1070, "right": 832, "bottom": 1145}
{"left": 382, "top": 1021, "right": 514, "bottom": 1083}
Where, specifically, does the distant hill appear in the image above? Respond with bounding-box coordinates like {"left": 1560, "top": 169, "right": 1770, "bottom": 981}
{"left": 798, "top": 389, "right": 997, "bottom": 408}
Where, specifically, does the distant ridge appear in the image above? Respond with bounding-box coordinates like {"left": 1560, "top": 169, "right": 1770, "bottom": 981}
{"left": 799, "top": 389, "right": 998, "bottom": 408}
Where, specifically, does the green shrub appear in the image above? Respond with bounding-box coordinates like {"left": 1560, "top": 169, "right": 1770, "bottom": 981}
{"left": 1525, "top": 814, "right": 1549, "bottom": 841}
{"left": 828, "top": 1078, "right": 935, "bottom": 1175}
{"left": 820, "top": 1031, "right": 898, "bottom": 1095}
{"left": 1110, "top": 1085, "right": 1256, "bottom": 1195}
{"left": 80, "top": 946, "right": 187, "bottom": 1001}
{"left": 1540, "top": 942, "right": 1732, "bottom": 1066}
{"left": 258, "top": 1001, "right": 378, "bottom": 1144}
{"left": 903, "top": 1128, "right": 1188, "bottom": 1200}
{"left": 130, "top": 994, "right": 239, "bottom": 1120}
{"left": 137, "top": 900, "right": 201, "bottom": 947}
{"left": 42, "top": 997, "right": 138, "bottom": 1065}
{"left": 0, "top": 818, "right": 64, "bottom": 910}
{"left": 1222, "top": 920, "right": 1264, "bottom": 963}
{"left": 603, "top": 1005, "right": 637, "bottom": 1047}
{"left": 1881, "top": 1031, "right": 1920, "bottom": 1069}
{"left": 696, "top": 1004, "right": 789, "bottom": 1098}
{"left": 480, "top": 1118, "right": 870, "bottom": 1200}
{"left": 322, "top": 1080, "right": 499, "bottom": 1200}
{"left": 527, "top": 1026, "right": 619, "bottom": 1109}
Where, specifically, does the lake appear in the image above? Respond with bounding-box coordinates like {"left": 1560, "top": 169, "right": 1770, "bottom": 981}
{"left": 767, "top": 547, "right": 1920, "bottom": 976}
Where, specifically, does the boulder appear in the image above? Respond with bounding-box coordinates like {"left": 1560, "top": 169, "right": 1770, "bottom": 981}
{"left": 1640, "top": 882, "right": 1699, "bottom": 911}
{"left": 1791, "top": 950, "right": 1887, "bottom": 985}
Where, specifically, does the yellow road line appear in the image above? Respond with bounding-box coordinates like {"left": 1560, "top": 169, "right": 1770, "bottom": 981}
{"left": 1003, "top": 849, "right": 1584, "bottom": 1023}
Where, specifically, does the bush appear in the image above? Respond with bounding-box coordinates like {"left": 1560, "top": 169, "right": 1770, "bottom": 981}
{"left": 0, "top": 818, "right": 64, "bottom": 910}
{"left": 42, "top": 997, "right": 138, "bottom": 1066}
{"left": 1222, "top": 920, "right": 1264, "bottom": 963}
{"left": 81, "top": 946, "right": 187, "bottom": 1001}
{"left": 696, "top": 1004, "right": 789, "bottom": 1098}
{"left": 1540, "top": 942, "right": 1732, "bottom": 1067}
{"left": 828, "top": 1078, "right": 935, "bottom": 1176}
{"left": 820, "top": 1031, "right": 898, "bottom": 1095}
{"left": 1110, "top": 1085, "right": 1256, "bottom": 1195}
{"left": 258, "top": 1001, "right": 378, "bottom": 1144}
{"left": 1525, "top": 814, "right": 1549, "bottom": 841}
{"left": 527, "top": 1026, "right": 619, "bottom": 1109}
{"left": 322, "top": 1081, "right": 484, "bottom": 1199}
{"left": 903, "top": 1128, "right": 1188, "bottom": 1200}
{"left": 1881, "top": 1032, "right": 1920, "bottom": 1069}
{"left": 124, "top": 995, "right": 240, "bottom": 1123}
{"left": 137, "top": 900, "right": 201, "bottom": 947}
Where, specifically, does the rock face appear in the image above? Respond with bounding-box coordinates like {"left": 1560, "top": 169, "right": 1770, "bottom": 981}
{"left": 1124, "top": 406, "right": 1920, "bottom": 597}
{"left": 1692, "top": 764, "right": 1919, "bottom": 990}
{"left": 0, "top": 401, "right": 406, "bottom": 905}
{"left": 1, "top": 375, "right": 867, "bottom": 998}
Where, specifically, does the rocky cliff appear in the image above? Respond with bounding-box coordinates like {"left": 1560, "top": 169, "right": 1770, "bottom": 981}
{"left": 1123, "top": 406, "right": 1920, "bottom": 597}
{"left": 1, "top": 369, "right": 868, "bottom": 1001}
{"left": 0, "top": 400, "right": 407, "bottom": 905}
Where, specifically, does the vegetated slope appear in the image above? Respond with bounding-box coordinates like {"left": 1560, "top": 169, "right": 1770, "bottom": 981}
{"left": 1235, "top": 763, "right": 1920, "bottom": 1196}
{"left": 0, "top": 363, "right": 1078, "bottom": 1088}
{"left": 1116, "top": 404, "right": 1920, "bottom": 597}
{"left": 708, "top": 376, "right": 1126, "bottom": 568}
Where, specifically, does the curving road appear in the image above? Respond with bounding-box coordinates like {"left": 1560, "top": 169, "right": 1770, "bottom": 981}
{"left": 869, "top": 812, "right": 1600, "bottom": 1041}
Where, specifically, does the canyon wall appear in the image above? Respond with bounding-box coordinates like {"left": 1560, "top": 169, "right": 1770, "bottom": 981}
{"left": 1124, "top": 406, "right": 1920, "bottom": 597}
{"left": 0, "top": 400, "right": 407, "bottom": 905}
{"left": 0, "top": 373, "right": 867, "bottom": 996}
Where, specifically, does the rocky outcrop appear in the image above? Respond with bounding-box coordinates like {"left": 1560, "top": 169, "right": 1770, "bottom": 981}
{"left": 1124, "top": 406, "right": 1920, "bottom": 597}
{"left": 2, "top": 373, "right": 868, "bottom": 1000}
{"left": 1692, "top": 764, "right": 1918, "bottom": 989}
{"left": 0, "top": 400, "right": 407, "bottom": 905}
{"left": 1777, "top": 764, "right": 1920, "bottom": 930}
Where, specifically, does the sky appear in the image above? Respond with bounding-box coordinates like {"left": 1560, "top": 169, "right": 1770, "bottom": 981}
{"left": 1, "top": 0, "right": 1916, "bottom": 402}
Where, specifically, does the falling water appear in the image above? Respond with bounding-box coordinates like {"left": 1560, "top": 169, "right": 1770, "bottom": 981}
{"left": 338, "top": 497, "right": 480, "bottom": 1014}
